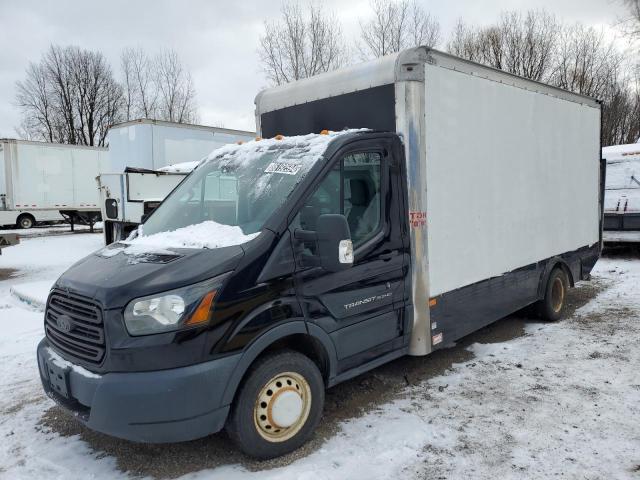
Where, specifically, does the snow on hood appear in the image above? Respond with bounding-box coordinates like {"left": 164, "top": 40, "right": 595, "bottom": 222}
{"left": 124, "top": 221, "right": 260, "bottom": 251}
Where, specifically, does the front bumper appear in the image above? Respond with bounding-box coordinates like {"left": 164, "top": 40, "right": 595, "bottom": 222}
{"left": 37, "top": 339, "right": 241, "bottom": 443}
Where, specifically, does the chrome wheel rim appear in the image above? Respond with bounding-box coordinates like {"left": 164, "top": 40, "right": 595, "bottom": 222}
{"left": 254, "top": 371, "right": 311, "bottom": 442}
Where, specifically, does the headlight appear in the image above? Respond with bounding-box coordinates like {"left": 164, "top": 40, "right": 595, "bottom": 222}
{"left": 124, "top": 274, "right": 229, "bottom": 336}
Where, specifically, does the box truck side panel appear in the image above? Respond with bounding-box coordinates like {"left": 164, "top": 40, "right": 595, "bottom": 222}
{"left": 106, "top": 124, "right": 154, "bottom": 172}
{"left": 152, "top": 124, "right": 253, "bottom": 171}
{"left": 12, "top": 143, "right": 75, "bottom": 209}
{"left": 127, "top": 173, "right": 185, "bottom": 202}
{"left": 71, "top": 148, "right": 104, "bottom": 208}
{"left": 424, "top": 62, "right": 601, "bottom": 296}
{"left": 0, "top": 144, "right": 6, "bottom": 199}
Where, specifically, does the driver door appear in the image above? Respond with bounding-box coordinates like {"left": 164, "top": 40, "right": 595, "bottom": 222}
{"left": 291, "top": 137, "right": 408, "bottom": 373}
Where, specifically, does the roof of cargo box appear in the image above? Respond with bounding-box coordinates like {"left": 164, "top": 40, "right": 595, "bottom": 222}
{"left": 0, "top": 138, "right": 107, "bottom": 151}
{"left": 603, "top": 142, "right": 640, "bottom": 162}
{"left": 108, "top": 118, "right": 255, "bottom": 137}
{"left": 255, "top": 47, "right": 601, "bottom": 116}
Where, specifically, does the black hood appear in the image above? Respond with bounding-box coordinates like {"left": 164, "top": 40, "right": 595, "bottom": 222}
{"left": 54, "top": 244, "right": 245, "bottom": 309}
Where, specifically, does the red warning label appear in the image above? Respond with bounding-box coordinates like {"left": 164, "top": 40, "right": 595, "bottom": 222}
{"left": 409, "top": 211, "right": 427, "bottom": 229}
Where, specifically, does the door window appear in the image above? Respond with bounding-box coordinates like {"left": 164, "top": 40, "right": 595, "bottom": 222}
{"left": 294, "top": 151, "right": 382, "bottom": 248}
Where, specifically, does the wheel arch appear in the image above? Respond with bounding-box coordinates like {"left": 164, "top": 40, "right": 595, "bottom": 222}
{"left": 537, "top": 257, "right": 574, "bottom": 299}
{"left": 220, "top": 321, "right": 337, "bottom": 406}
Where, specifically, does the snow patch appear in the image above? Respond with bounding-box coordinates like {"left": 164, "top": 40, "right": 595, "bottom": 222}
{"left": 46, "top": 347, "right": 101, "bottom": 379}
{"left": 9, "top": 280, "right": 52, "bottom": 311}
{"left": 124, "top": 221, "right": 260, "bottom": 250}
{"left": 158, "top": 161, "right": 200, "bottom": 173}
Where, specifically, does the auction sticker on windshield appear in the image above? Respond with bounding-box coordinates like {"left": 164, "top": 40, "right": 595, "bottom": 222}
{"left": 265, "top": 162, "right": 302, "bottom": 175}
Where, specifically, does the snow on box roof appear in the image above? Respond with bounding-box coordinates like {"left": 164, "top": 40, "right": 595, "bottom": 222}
{"left": 202, "top": 129, "right": 366, "bottom": 168}
{"left": 158, "top": 161, "right": 200, "bottom": 173}
{"left": 603, "top": 142, "right": 640, "bottom": 162}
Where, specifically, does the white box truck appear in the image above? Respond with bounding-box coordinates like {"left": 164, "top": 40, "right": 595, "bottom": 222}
{"left": 0, "top": 139, "right": 108, "bottom": 229}
{"left": 99, "top": 119, "right": 254, "bottom": 243}
{"left": 38, "top": 48, "right": 602, "bottom": 459}
{"left": 602, "top": 142, "right": 640, "bottom": 243}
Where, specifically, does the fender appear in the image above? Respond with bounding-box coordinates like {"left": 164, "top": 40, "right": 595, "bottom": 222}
{"left": 220, "top": 320, "right": 338, "bottom": 406}
{"left": 537, "top": 256, "right": 574, "bottom": 299}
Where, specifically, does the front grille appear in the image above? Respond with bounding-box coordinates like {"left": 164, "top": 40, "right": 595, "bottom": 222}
{"left": 45, "top": 291, "right": 105, "bottom": 365}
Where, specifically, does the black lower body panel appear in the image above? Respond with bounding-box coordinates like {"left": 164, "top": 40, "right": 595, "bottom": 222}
{"left": 429, "top": 243, "right": 600, "bottom": 348}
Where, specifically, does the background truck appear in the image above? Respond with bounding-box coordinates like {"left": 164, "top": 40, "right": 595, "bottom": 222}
{"left": 99, "top": 119, "right": 254, "bottom": 243}
{"left": 38, "top": 47, "right": 602, "bottom": 459}
{"left": 0, "top": 139, "right": 108, "bottom": 229}
{"left": 602, "top": 142, "right": 640, "bottom": 244}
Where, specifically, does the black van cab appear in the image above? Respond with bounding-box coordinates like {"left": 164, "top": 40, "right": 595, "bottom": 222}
{"left": 37, "top": 130, "right": 411, "bottom": 459}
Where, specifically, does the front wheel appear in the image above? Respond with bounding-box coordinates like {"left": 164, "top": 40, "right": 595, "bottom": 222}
{"left": 537, "top": 267, "right": 569, "bottom": 321}
{"left": 226, "top": 350, "right": 324, "bottom": 459}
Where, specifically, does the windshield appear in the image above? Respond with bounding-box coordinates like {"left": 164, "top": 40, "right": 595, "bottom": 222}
{"left": 137, "top": 132, "right": 349, "bottom": 248}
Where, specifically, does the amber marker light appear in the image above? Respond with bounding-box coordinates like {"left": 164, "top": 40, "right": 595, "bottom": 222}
{"left": 184, "top": 290, "right": 217, "bottom": 326}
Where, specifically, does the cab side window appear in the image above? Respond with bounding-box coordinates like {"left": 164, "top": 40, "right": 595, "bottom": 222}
{"left": 344, "top": 152, "right": 381, "bottom": 246}
{"left": 294, "top": 151, "right": 382, "bottom": 249}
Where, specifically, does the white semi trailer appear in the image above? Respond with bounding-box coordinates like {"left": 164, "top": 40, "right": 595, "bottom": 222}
{"left": 602, "top": 142, "right": 640, "bottom": 243}
{"left": 99, "top": 119, "right": 254, "bottom": 244}
{"left": 0, "top": 139, "right": 108, "bottom": 229}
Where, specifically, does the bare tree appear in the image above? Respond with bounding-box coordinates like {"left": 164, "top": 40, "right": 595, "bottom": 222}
{"left": 120, "top": 48, "right": 197, "bottom": 123}
{"left": 359, "top": 0, "right": 440, "bottom": 59}
{"left": 155, "top": 50, "right": 198, "bottom": 123}
{"left": 622, "top": 0, "right": 640, "bottom": 39}
{"left": 121, "top": 47, "right": 159, "bottom": 120}
{"left": 15, "top": 62, "right": 57, "bottom": 142}
{"left": 15, "top": 45, "right": 123, "bottom": 146}
{"left": 602, "top": 75, "right": 640, "bottom": 145}
{"left": 447, "top": 10, "right": 558, "bottom": 82}
{"left": 259, "top": 2, "right": 348, "bottom": 85}
{"left": 551, "top": 25, "right": 623, "bottom": 98}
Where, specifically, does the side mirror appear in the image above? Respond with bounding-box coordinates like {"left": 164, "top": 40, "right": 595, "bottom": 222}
{"left": 294, "top": 214, "right": 354, "bottom": 272}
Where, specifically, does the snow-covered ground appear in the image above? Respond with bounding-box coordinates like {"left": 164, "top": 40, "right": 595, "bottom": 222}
{"left": 0, "top": 233, "right": 639, "bottom": 479}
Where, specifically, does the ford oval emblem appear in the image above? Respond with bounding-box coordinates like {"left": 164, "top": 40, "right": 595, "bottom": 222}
{"left": 56, "top": 315, "right": 74, "bottom": 333}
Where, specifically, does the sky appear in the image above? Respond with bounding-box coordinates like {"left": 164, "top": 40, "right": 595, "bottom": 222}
{"left": 0, "top": 0, "right": 632, "bottom": 138}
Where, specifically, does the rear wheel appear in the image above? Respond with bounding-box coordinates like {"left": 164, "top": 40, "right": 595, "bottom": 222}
{"left": 17, "top": 214, "right": 35, "bottom": 229}
{"left": 537, "top": 267, "right": 569, "bottom": 321}
{"left": 226, "top": 350, "right": 324, "bottom": 459}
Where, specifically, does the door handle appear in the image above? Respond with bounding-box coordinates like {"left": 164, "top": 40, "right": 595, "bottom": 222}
{"left": 378, "top": 250, "right": 399, "bottom": 261}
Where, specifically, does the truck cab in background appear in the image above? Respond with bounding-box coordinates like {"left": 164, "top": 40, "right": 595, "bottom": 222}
{"left": 99, "top": 119, "right": 254, "bottom": 244}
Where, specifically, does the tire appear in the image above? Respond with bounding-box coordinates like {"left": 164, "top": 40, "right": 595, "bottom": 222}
{"left": 536, "top": 267, "right": 569, "bottom": 321}
{"left": 226, "top": 350, "right": 324, "bottom": 459}
{"left": 17, "top": 214, "right": 35, "bottom": 229}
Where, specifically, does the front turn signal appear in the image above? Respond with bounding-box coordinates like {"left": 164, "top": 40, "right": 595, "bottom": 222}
{"left": 184, "top": 290, "right": 217, "bottom": 326}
